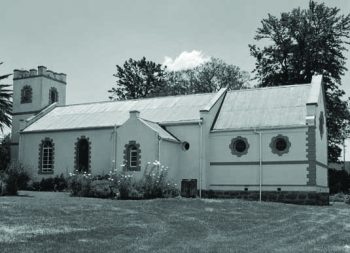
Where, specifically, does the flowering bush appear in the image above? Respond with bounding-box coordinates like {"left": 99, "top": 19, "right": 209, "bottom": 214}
{"left": 108, "top": 168, "right": 142, "bottom": 199}
{"left": 141, "top": 161, "right": 179, "bottom": 199}
{"left": 67, "top": 171, "right": 94, "bottom": 197}
{"left": 67, "top": 161, "right": 179, "bottom": 199}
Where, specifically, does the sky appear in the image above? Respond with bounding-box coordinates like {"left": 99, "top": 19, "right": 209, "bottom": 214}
{"left": 0, "top": 0, "right": 350, "bottom": 157}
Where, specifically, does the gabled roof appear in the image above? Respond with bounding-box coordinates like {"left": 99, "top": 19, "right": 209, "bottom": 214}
{"left": 139, "top": 118, "right": 179, "bottom": 143}
{"left": 22, "top": 92, "right": 218, "bottom": 132}
{"left": 213, "top": 84, "right": 312, "bottom": 131}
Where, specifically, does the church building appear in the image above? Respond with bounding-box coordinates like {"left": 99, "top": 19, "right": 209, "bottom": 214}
{"left": 11, "top": 66, "right": 329, "bottom": 204}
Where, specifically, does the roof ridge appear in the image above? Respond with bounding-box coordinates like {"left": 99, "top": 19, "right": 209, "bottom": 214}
{"left": 58, "top": 91, "right": 217, "bottom": 108}
{"left": 227, "top": 83, "right": 311, "bottom": 94}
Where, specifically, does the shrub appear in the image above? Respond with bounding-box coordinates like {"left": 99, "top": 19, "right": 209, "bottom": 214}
{"left": 0, "top": 178, "right": 7, "bottom": 195}
{"left": 109, "top": 169, "right": 140, "bottom": 199}
{"left": 0, "top": 164, "right": 30, "bottom": 195}
{"left": 28, "top": 174, "right": 68, "bottom": 192}
{"left": 329, "top": 169, "right": 350, "bottom": 194}
{"left": 90, "top": 180, "right": 112, "bottom": 198}
{"left": 344, "top": 195, "right": 350, "bottom": 205}
{"left": 141, "top": 161, "right": 179, "bottom": 199}
{"left": 68, "top": 172, "right": 93, "bottom": 197}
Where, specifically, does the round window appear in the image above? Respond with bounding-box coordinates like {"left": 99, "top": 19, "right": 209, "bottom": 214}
{"left": 275, "top": 138, "right": 287, "bottom": 151}
{"left": 229, "top": 136, "right": 249, "bottom": 157}
{"left": 270, "top": 135, "right": 291, "bottom": 156}
{"left": 234, "top": 139, "right": 247, "bottom": 153}
{"left": 182, "top": 142, "right": 190, "bottom": 151}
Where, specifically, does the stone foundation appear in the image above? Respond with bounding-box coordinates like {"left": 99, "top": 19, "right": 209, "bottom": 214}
{"left": 201, "top": 190, "right": 329, "bottom": 205}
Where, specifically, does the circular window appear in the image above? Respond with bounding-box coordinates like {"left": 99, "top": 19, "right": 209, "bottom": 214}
{"left": 234, "top": 139, "right": 247, "bottom": 153}
{"left": 182, "top": 142, "right": 190, "bottom": 151}
{"left": 275, "top": 138, "right": 287, "bottom": 151}
{"left": 270, "top": 135, "right": 291, "bottom": 156}
{"left": 229, "top": 136, "right": 249, "bottom": 157}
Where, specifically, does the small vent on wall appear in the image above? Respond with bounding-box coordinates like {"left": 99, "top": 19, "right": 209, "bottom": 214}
{"left": 244, "top": 187, "right": 248, "bottom": 191}
{"left": 277, "top": 188, "right": 281, "bottom": 192}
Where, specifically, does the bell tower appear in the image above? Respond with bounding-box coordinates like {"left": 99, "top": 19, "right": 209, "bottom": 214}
{"left": 11, "top": 66, "right": 67, "bottom": 162}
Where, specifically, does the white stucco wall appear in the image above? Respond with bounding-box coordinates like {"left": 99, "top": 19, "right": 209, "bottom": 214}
{"left": 208, "top": 128, "right": 310, "bottom": 190}
{"left": 165, "top": 124, "right": 201, "bottom": 182}
{"left": 159, "top": 140, "right": 181, "bottom": 186}
{"left": 20, "top": 128, "right": 115, "bottom": 180}
{"left": 116, "top": 116, "right": 160, "bottom": 180}
{"left": 314, "top": 84, "right": 328, "bottom": 187}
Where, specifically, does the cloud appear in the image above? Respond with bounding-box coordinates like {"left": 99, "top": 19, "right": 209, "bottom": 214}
{"left": 163, "top": 50, "right": 210, "bottom": 71}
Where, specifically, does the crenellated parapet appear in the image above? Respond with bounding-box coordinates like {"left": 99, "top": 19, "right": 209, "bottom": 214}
{"left": 13, "top": 66, "right": 66, "bottom": 83}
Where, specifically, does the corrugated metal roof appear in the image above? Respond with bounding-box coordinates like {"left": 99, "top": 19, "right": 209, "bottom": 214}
{"left": 23, "top": 93, "right": 217, "bottom": 132}
{"left": 139, "top": 118, "right": 179, "bottom": 142}
{"left": 213, "top": 84, "right": 311, "bottom": 130}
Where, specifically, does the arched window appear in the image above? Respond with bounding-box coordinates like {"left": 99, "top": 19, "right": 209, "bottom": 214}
{"left": 21, "top": 85, "right": 32, "bottom": 104}
{"left": 74, "top": 136, "right": 91, "bottom": 173}
{"left": 38, "top": 138, "right": 54, "bottom": 174}
{"left": 123, "top": 141, "right": 141, "bottom": 171}
{"left": 49, "top": 87, "right": 58, "bottom": 104}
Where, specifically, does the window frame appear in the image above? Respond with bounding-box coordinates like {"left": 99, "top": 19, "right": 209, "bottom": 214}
{"left": 229, "top": 136, "right": 249, "bottom": 157}
{"left": 74, "top": 136, "right": 91, "bottom": 173}
{"left": 270, "top": 134, "right": 291, "bottom": 156}
{"left": 49, "top": 87, "right": 59, "bottom": 104}
{"left": 129, "top": 147, "right": 138, "bottom": 168}
{"left": 21, "top": 85, "right": 33, "bottom": 104}
{"left": 123, "top": 141, "right": 141, "bottom": 171}
{"left": 38, "top": 138, "right": 54, "bottom": 174}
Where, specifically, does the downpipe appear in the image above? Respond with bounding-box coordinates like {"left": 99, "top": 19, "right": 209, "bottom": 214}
{"left": 199, "top": 119, "right": 203, "bottom": 198}
{"left": 254, "top": 129, "right": 262, "bottom": 202}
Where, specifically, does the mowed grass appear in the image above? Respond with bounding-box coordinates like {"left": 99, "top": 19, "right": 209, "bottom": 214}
{"left": 0, "top": 192, "right": 350, "bottom": 253}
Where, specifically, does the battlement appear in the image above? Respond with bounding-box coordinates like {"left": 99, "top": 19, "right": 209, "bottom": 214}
{"left": 13, "top": 66, "right": 66, "bottom": 83}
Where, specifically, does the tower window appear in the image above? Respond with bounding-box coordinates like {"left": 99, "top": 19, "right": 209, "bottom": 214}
{"left": 49, "top": 87, "right": 58, "bottom": 104}
{"left": 38, "top": 138, "right": 54, "bottom": 174}
{"left": 21, "top": 85, "right": 32, "bottom": 104}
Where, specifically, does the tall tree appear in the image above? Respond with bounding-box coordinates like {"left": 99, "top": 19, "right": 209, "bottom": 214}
{"left": 249, "top": 1, "right": 350, "bottom": 162}
{"left": 0, "top": 134, "right": 11, "bottom": 170}
{"left": 0, "top": 62, "right": 12, "bottom": 132}
{"left": 166, "top": 58, "right": 249, "bottom": 95}
{"left": 109, "top": 57, "right": 168, "bottom": 100}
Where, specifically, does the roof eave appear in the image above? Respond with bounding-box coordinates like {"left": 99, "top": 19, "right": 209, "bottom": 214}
{"left": 211, "top": 124, "right": 308, "bottom": 133}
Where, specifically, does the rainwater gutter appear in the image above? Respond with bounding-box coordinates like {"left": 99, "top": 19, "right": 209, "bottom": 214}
{"left": 254, "top": 129, "right": 262, "bottom": 202}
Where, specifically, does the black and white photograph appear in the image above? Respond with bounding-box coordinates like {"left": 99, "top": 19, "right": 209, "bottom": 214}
{"left": 0, "top": 0, "right": 350, "bottom": 252}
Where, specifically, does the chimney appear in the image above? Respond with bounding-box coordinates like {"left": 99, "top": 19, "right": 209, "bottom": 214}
{"left": 38, "top": 66, "right": 47, "bottom": 75}
{"left": 129, "top": 110, "right": 140, "bottom": 118}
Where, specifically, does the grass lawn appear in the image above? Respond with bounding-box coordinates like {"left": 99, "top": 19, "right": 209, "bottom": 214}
{"left": 0, "top": 192, "right": 350, "bottom": 253}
